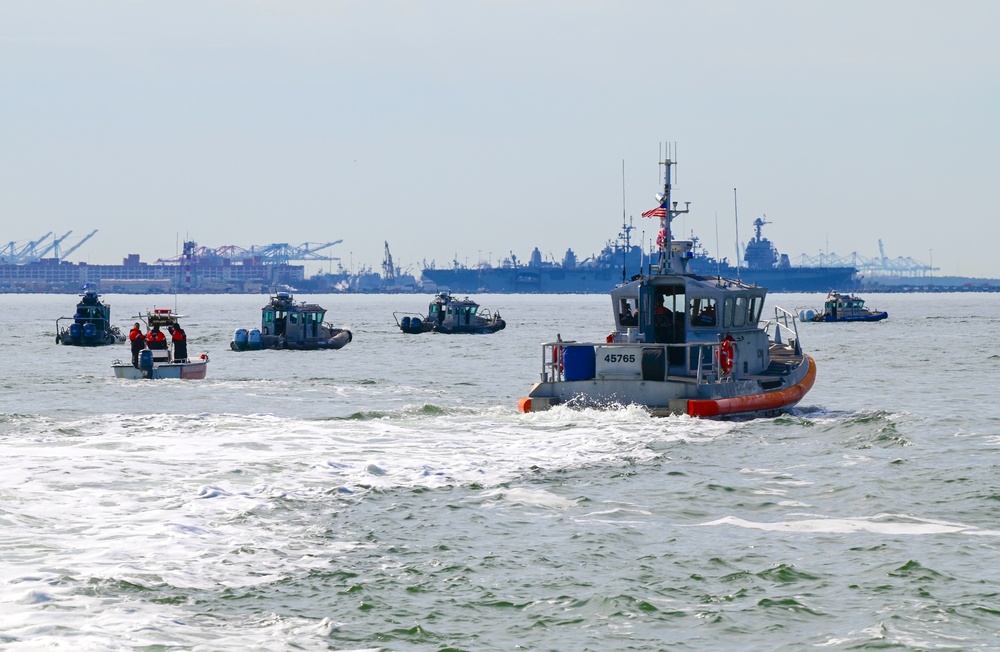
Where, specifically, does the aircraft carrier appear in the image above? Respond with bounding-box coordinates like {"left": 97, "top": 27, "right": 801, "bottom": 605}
{"left": 421, "top": 218, "right": 858, "bottom": 294}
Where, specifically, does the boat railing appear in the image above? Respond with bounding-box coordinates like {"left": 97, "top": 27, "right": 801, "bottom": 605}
{"left": 539, "top": 340, "right": 731, "bottom": 385}
{"left": 392, "top": 311, "right": 425, "bottom": 326}
{"left": 762, "top": 306, "right": 802, "bottom": 355}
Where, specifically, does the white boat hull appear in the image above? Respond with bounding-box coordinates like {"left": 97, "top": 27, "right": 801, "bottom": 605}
{"left": 522, "top": 354, "right": 814, "bottom": 418}
{"left": 112, "top": 357, "right": 209, "bottom": 380}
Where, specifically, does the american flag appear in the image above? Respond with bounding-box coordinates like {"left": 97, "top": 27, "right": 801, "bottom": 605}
{"left": 641, "top": 206, "right": 667, "bottom": 219}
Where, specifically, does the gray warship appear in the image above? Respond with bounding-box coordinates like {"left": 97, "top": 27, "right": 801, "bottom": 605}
{"left": 420, "top": 217, "right": 856, "bottom": 294}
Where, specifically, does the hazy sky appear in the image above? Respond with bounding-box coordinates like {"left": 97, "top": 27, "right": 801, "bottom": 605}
{"left": 2, "top": 1, "right": 997, "bottom": 278}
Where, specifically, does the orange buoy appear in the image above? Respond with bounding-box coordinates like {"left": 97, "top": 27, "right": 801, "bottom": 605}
{"left": 518, "top": 397, "right": 533, "bottom": 413}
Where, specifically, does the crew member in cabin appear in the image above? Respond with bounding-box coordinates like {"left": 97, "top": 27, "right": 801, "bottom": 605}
{"left": 129, "top": 322, "right": 146, "bottom": 368}
{"left": 168, "top": 322, "right": 187, "bottom": 361}
{"left": 146, "top": 324, "right": 168, "bottom": 351}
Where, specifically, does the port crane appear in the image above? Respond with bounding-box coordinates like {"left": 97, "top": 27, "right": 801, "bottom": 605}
{"left": 0, "top": 230, "right": 98, "bottom": 263}
{"left": 790, "top": 238, "right": 935, "bottom": 277}
{"left": 156, "top": 240, "right": 343, "bottom": 265}
{"left": 382, "top": 241, "right": 396, "bottom": 282}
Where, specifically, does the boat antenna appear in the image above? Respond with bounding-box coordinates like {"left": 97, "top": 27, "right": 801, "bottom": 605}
{"left": 715, "top": 211, "right": 722, "bottom": 280}
{"left": 734, "top": 187, "right": 742, "bottom": 283}
{"left": 621, "top": 159, "right": 627, "bottom": 283}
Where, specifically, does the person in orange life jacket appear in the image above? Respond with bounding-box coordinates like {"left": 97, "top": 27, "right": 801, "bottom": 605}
{"left": 168, "top": 322, "right": 187, "bottom": 361}
{"left": 129, "top": 322, "right": 146, "bottom": 368}
{"left": 146, "top": 325, "right": 168, "bottom": 350}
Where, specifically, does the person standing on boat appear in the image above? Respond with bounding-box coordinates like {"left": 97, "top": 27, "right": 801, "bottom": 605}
{"left": 146, "top": 325, "right": 167, "bottom": 350}
{"left": 129, "top": 322, "right": 146, "bottom": 368}
{"left": 168, "top": 322, "right": 187, "bottom": 362}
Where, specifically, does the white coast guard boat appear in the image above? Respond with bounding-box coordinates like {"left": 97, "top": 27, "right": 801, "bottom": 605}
{"left": 111, "top": 308, "right": 209, "bottom": 380}
{"left": 518, "top": 153, "right": 816, "bottom": 418}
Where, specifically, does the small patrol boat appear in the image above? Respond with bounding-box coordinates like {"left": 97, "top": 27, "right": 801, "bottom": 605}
{"left": 230, "top": 292, "right": 352, "bottom": 351}
{"left": 55, "top": 288, "right": 125, "bottom": 346}
{"left": 394, "top": 292, "right": 506, "bottom": 334}
{"left": 518, "top": 153, "right": 816, "bottom": 418}
{"left": 801, "top": 291, "right": 888, "bottom": 322}
{"left": 111, "top": 308, "right": 208, "bottom": 379}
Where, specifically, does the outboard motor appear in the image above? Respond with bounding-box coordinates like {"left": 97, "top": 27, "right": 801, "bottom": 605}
{"left": 139, "top": 349, "right": 154, "bottom": 379}
{"left": 247, "top": 329, "right": 262, "bottom": 350}
{"left": 409, "top": 317, "right": 421, "bottom": 333}
{"left": 233, "top": 328, "right": 249, "bottom": 350}
{"left": 401, "top": 316, "right": 411, "bottom": 330}
{"left": 83, "top": 323, "right": 97, "bottom": 339}
{"left": 69, "top": 323, "right": 82, "bottom": 339}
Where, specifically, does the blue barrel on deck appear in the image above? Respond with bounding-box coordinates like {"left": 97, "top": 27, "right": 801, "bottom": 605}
{"left": 562, "top": 345, "right": 596, "bottom": 381}
{"left": 233, "top": 328, "right": 248, "bottom": 349}
{"left": 247, "top": 329, "right": 262, "bottom": 349}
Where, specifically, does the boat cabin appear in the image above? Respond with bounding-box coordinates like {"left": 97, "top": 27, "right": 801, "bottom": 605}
{"left": 74, "top": 290, "right": 112, "bottom": 326}
{"left": 261, "top": 292, "right": 328, "bottom": 342}
{"left": 429, "top": 293, "right": 481, "bottom": 328}
{"left": 610, "top": 273, "right": 770, "bottom": 374}
{"left": 824, "top": 292, "right": 865, "bottom": 319}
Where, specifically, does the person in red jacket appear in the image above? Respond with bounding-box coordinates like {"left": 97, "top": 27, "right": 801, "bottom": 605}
{"left": 129, "top": 322, "right": 146, "bottom": 368}
{"left": 168, "top": 322, "right": 187, "bottom": 362}
{"left": 145, "top": 325, "right": 167, "bottom": 351}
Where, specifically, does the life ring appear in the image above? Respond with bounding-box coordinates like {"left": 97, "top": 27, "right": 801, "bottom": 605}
{"left": 552, "top": 345, "right": 563, "bottom": 372}
{"left": 718, "top": 335, "right": 735, "bottom": 375}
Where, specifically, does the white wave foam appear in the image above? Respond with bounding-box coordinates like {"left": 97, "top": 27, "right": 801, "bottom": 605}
{"left": 695, "top": 513, "right": 1000, "bottom": 536}
{"left": 479, "top": 487, "right": 580, "bottom": 510}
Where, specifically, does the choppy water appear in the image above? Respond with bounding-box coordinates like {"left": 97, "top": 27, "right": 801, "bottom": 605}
{"left": 2, "top": 292, "right": 1000, "bottom": 651}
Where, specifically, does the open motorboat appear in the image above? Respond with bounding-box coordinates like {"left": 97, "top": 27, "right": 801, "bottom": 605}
{"left": 112, "top": 308, "right": 208, "bottom": 379}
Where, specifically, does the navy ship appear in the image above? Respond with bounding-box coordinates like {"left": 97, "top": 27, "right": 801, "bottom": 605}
{"left": 421, "top": 217, "right": 856, "bottom": 294}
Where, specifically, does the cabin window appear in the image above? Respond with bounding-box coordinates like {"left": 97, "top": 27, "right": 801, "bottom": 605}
{"left": 748, "top": 296, "right": 762, "bottom": 325}
{"left": 289, "top": 313, "right": 298, "bottom": 325}
{"left": 723, "top": 296, "right": 750, "bottom": 328}
{"left": 619, "top": 298, "right": 638, "bottom": 326}
{"left": 688, "top": 297, "right": 717, "bottom": 327}
{"left": 263, "top": 311, "right": 274, "bottom": 324}
{"left": 733, "top": 296, "right": 747, "bottom": 327}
